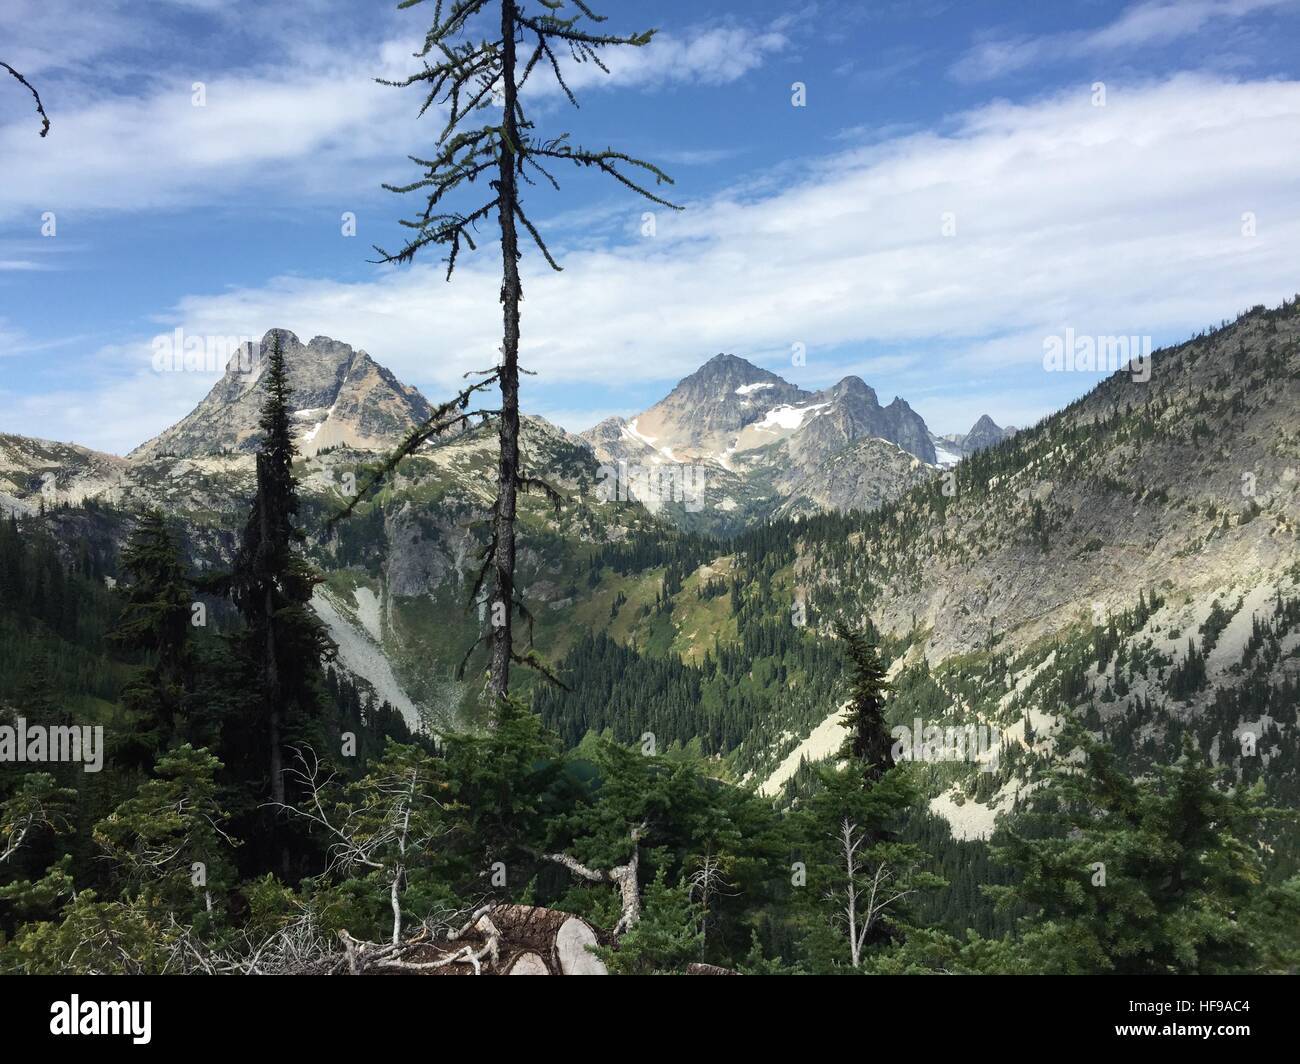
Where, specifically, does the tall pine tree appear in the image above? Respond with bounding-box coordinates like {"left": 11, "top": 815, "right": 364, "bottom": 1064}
{"left": 230, "top": 333, "right": 334, "bottom": 810}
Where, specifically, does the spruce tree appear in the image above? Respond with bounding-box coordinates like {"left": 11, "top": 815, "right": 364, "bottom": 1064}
{"left": 795, "top": 761, "right": 939, "bottom": 971}
{"left": 93, "top": 745, "right": 236, "bottom": 926}
{"left": 988, "top": 732, "right": 1277, "bottom": 974}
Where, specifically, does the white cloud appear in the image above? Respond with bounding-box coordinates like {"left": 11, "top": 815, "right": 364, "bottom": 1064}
{"left": 6, "top": 73, "right": 1300, "bottom": 449}
{"left": 951, "top": 0, "right": 1295, "bottom": 83}
{"left": 0, "top": 61, "right": 408, "bottom": 219}
{"left": 545, "top": 24, "right": 788, "bottom": 94}
{"left": 0, "top": 17, "right": 786, "bottom": 221}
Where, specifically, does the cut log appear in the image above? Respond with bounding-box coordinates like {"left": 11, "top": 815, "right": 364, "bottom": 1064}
{"left": 335, "top": 904, "right": 609, "bottom": 975}
{"left": 555, "top": 915, "right": 606, "bottom": 975}
{"left": 507, "top": 952, "right": 549, "bottom": 975}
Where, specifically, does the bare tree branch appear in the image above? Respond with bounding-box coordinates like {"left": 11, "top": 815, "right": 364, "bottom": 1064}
{"left": 1, "top": 61, "right": 50, "bottom": 137}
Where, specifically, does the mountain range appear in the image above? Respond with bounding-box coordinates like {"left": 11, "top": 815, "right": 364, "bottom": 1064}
{"left": 2, "top": 302, "right": 1297, "bottom": 849}
{"left": 4, "top": 336, "right": 1012, "bottom": 534}
{"left": 581, "top": 354, "right": 950, "bottom": 529}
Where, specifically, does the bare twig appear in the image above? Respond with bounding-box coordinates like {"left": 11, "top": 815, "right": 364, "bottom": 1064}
{"left": 1, "top": 61, "right": 50, "bottom": 137}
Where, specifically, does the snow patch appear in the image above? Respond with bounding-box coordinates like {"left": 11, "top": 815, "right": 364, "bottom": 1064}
{"left": 756, "top": 402, "right": 829, "bottom": 433}
{"left": 623, "top": 418, "right": 657, "bottom": 446}
{"left": 735, "top": 382, "right": 774, "bottom": 396}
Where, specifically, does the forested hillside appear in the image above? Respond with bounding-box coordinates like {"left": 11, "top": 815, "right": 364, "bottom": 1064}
{"left": 2, "top": 303, "right": 1299, "bottom": 974}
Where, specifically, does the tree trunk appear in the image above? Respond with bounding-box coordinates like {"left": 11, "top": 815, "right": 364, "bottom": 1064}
{"left": 489, "top": 0, "right": 522, "bottom": 703}
{"left": 611, "top": 850, "right": 642, "bottom": 935}
{"left": 264, "top": 589, "right": 283, "bottom": 805}
{"left": 258, "top": 463, "right": 287, "bottom": 877}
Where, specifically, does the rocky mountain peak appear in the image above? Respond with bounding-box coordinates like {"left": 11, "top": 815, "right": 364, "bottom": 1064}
{"left": 822, "top": 376, "right": 879, "bottom": 406}
{"left": 962, "top": 414, "right": 1015, "bottom": 452}
{"left": 669, "top": 353, "right": 790, "bottom": 399}
{"left": 130, "top": 330, "right": 433, "bottom": 461}
{"left": 930, "top": 413, "right": 1017, "bottom": 465}
{"left": 578, "top": 351, "right": 947, "bottom": 529}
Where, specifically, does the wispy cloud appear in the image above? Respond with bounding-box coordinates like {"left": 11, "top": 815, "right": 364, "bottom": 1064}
{"left": 552, "top": 23, "right": 789, "bottom": 92}
{"left": 13, "top": 72, "right": 1298, "bottom": 450}
{"left": 951, "top": 0, "right": 1296, "bottom": 83}
{"left": 0, "top": 16, "right": 787, "bottom": 222}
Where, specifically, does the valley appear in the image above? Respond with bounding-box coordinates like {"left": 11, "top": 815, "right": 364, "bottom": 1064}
{"left": 4, "top": 302, "right": 1297, "bottom": 859}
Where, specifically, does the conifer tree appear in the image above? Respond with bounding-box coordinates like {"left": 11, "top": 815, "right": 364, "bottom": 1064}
{"left": 0, "top": 514, "right": 22, "bottom": 604}
{"left": 440, "top": 694, "right": 560, "bottom": 890}
{"left": 595, "top": 869, "right": 703, "bottom": 974}
{"left": 374, "top": 0, "right": 679, "bottom": 701}
{"left": 545, "top": 738, "right": 707, "bottom": 934}
{"left": 273, "top": 742, "right": 449, "bottom": 945}
{"left": 0, "top": 773, "right": 74, "bottom": 867}
{"left": 110, "top": 510, "right": 193, "bottom": 754}
{"left": 834, "top": 621, "right": 892, "bottom": 781}
{"left": 230, "top": 333, "right": 334, "bottom": 808}
{"left": 988, "top": 732, "right": 1278, "bottom": 974}
{"left": 93, "top": 745, "right": 236, "bottom": 925}
{"left": 795, "top": 762, "right": 939, "bottom": 971}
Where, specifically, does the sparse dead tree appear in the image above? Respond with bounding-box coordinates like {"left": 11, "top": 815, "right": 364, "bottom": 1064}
{"left": 161, "top": 909, "right": 341, "bottom": 975}
{"left": 545, "top": 821, "right": 647, "bottom": 934}
{"left": 1, "top": 61, "right": 50, "bottom": 137}
{"left": 373, "top": 0, "right": 680, "bottom": 701}
{"left": 270, "top": 745, "right": 447, "bottom": 945}
{"left": 687, "top": 850, "right": 738, "bottom": 958}
{"left": 830, "top": 817, "right": 920, "bottom": 969}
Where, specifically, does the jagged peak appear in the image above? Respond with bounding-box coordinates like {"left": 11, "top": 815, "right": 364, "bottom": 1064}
{"left": 131, "top": 329, "right": 431, "bottom": 461}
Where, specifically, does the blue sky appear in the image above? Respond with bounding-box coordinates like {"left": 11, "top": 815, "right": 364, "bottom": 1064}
{"left": 3, "top": 0, "right": 1300, "bottom": 453}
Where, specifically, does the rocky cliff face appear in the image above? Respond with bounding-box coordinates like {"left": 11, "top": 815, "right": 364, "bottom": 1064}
{"left": 0, "top": 434, "right": 129, "bottom": 516}
{"left": 130, "top": 330, "right": 434, "bottom": 461}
